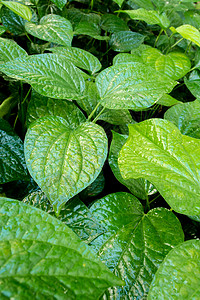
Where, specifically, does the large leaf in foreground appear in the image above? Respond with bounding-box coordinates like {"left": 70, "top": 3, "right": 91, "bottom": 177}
{"left": 118, "top": 118, "right": 200, "bottom": 215}
{"left": 89, "top": 193, "right": 184, "bottom": 299}
{"left": 0, "top": 197, "right": 123, "bottom": 300}
{"left": 96, "top": 62, "right": 176, "bottom": 110}
{"left": 148, "top": 239, "right": 200, "bottom": 300}
{"left": 0, "top": 118, "right": 28, "bottom": 184}
{"left": 164, "top": 100, "right": 200, "bottom": 139}
{"left": 24, "top": 116, "right": 108, "bottom": 214}
{"left": 0, "top": 54, "right": 85, "bottom": 100}
{"left": 25, "top": 14, "right": 73, "bottom": 46}
{"left": 0, "top": 37, "right": 28, "bottom": 64}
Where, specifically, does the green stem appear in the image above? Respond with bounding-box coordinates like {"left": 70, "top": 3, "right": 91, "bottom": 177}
{"left": 90, "top": 0, "right": 94, "bottom": 9}
{"left": 149, "top": 193, "right": 160, "bottom": 204}
{"left": 25, "top": 32, "right": 33, "bottom": 43}
{"left": 145, "top": 196, "right": 150, "bottom": 213}
{"left": 169, "top": 37, "right": 184, "bottom": 50}
{"left": 92, "top": 106, "right": 106, "bottom": 123}
{"left": 154, "top": 28, "right": 163, "bottom": 47}
{"left": 22, "top": 87, "right": 32, "bottom": 104}
{"left": 87, "top": 102, "right": 101, "bottom": 121}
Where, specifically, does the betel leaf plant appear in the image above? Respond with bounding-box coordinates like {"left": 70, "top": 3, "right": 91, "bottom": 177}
{"left": 0, "top": 0, "right": 200, "bottom": 298}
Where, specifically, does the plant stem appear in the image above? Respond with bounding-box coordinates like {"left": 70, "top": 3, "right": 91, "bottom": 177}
{"left": 149, "top": 193, "right": 160, "bottom": 204}
{"left": 145, "top": 195, "right": 150, "bottom": 213}
{"left": 90, "top": 0, "right": 94, "bottom": 9}
{"left": 22, "top": 87, "right": 32, "bottom": 104}
{"left": 170, "top": 37, "right": 184, "bottom": 50}
{"left": 87, "top": 102, "right": 101, "bottom": 121}
{"left": 154, "top": 28, "right": 163, "bottom": 47}
{"left": 92, "top": 106, "right": 106, "bottom": 123}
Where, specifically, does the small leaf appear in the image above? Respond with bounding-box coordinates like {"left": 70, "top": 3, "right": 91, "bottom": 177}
{"left": 119, "top": 118, "right": 200, "bottom": 215}
{"left": 100, "top": 14, "right": 129, "bottom": 33}
{"left": 97, "top": 109, "right": 133, "bottom": 125}
{"left": 26, "top": 91, "right": 86, "bottom": 128}
{"left": 25, "top": 14, "right": 73, "bottom": 46}
{"left": 157, "top": 94, "right": 181, "bottom": 106}
{"left": 50, "top": 0, "right": 67, "bottom": 10}
{"left": 184, "top": 70, "right": 200, "bottom": 98}
{"left": 0, "top": 197, "right": 123, "bottom": 299}
{"left": 148, "top": 240, "right": 200, "bottom": 300}
{"left": 164, "top": 99, "right": 200, "bottom": 139}
{"left": 175, "top": 24, "right": 200, "bottom": 47}
{"left": 0, "top": 118, "right": 28, "bottom": 184}
{"left": 120, "top": 9, "right": 170, "bottom": 29}
{"left": 24, "top": 116, "right": 108, "bottom": 214}
{"left": 89, "top": 193, "right": 184, "bottom": 299}
{"left": 1, "top": 1, "right": 32, "bottom": 21}
{"left": 109, "top": 131, "right": 156, "bottom": 199}
{"left": 113, "top": 0, "right": 124, "bottom": 7}
{"left": 74, "top": 21, "right": 108, "bottom": 40}
{"left": 0, "top": 37, "right": 28, "bottom": 64}
{"left": 96, "top": 62, "right": 177, "bottom": 110}
{"left": 110, "top": 31, "right": 145, "bottom": 52}
{"left": 50, "top": 46, "right": 102, "bottom": 74}
{"left": 0, "top": 54, "right": 85, "bottom": 100}
{"left": 0, "top": 25, "right": 6, "bottom": 35}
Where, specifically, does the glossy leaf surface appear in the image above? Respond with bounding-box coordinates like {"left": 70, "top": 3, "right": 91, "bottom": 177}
{"left": 109, "top": 131, "right": 156, "bottom": 199}
{"left": 0, "top": 54, "right": 85, "bottom": 100}
{"left": 0, "top": 197, "right": 123, "bottom": 299}
{"left": 1, "top": 1, "right": 32, "bottom": 21}
{"left": 50, "top": 46, "right": 101, "bottom": 74}
{"left": 121, "top": 9, "right": 170, "bottom": 29}
{"left": 119, "top": 118, "right": 200, "bottom": 215}
{"left": 100, "top": 14, "right": 129, "bottom": 33}
{"left": 148, "top": 239, "right": 200, "bottom": 299}
{"left": 157, "top": 94, "right": 181, "bottom": 106}
{"left": 27, "top": 91, "right": 86, "bottom": 128}
{"left": 110, "top": 31, "right": 145, "bottom": 52}
{"left": 89, "top": 193, "right": 184, "bottom": 299}
{"left": 96, "top": 62, "right": 176, "bottom": 110}
{"left": 25, "top": 14, "right": 73, "bottom": 46}
{"left": 50, "top": 0, "right": 67, "bottom": 9}
{"left": 113, "top": 0, "right": 124, "bottom": 6}
{"left": 0, "top": 118, "right": 28, "bottom": 184}
{"left": 184, "top": 70, "right": 200, "bottom": 98}
{"left": 0, "top": 6, "right": 26, "bottom": 35}
{"left": 0, "top": 37, "right": 28, "bottom": 64}
{"left": 24, "top": 116, "right": 108, "bottom": 214}
{"left": 164, "top": 100, "right": 200, "bottom": 139}
{"left": 175, "top": 24, "right": 200, "bottom": 46}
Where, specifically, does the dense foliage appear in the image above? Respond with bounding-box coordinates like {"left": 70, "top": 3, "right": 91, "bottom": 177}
{"left": 0, "top": 0, "right": 200, "bottom": 299}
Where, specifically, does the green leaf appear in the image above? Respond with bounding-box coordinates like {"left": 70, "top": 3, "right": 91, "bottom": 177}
{"left": 175, "top": 24, "right": 200, "bottom": 47}
{"left": 141, "top": 48, "right": 191, "bottom": 80}
{"left": 156, "top": 94, "right": 181, "bottom": 106}
{"left": 148, "top": 240, "right": 200, "bottom": 300}
{"left": 0, "top": 118, "right": 28, "bottom": 184}
{"left": 96, "top": 62, "right": 177, "bottom": 110}
{"left": 24, "top": 116, "right": 108, "bottom": 214}
{"left": 0, "top": 197, "right": 123, "bottom": 299}
{"left": 50, "top": 46, "right": 102, "bottom": 74}
{"left": 26, "top": 91, "right": 86, "bottom": 128}
{"left": 50, "top": 0, "right": 67, "bottom": 10}
{"left": 25, "top": 14, "right": 73, "bottom": 46}
{"left": 1, "top": 1, "right": 32, "bottom": 21}
{"left": 118, "top": 118, "right": 200, "bottom": 215}
{"left": 100, "top": 14, "right": 129, "bottom": 33}
{"left": 74, "top": 21, "right": 108, "bottom": 40}
{"left": 109, "top": 31, "right": 145, "bottom": 52}
{"left": 0, "top": 54, "right": 85, "bottom": 100}
{"left": 0, "top": 25, "right": 6, "bottom": 35}
{"left": 184, "top": 70, "right": 200, "bottom": 98}
{"left": 127, "top": 0, "right": 154, "bottom": 10}
{"left": 119, "top": 9, "right": 170, "bottom": 29}
{"left": 109, "top": 131, "right": 156, "bottom": 199}
{"left": 89, "top": 192, "right": 184, "bottom": 299}
{"left": 0, "top": 37, "right": 28, "bottom": 64}
{"left": 97, "top": 109, "right": 133, "bottom": 125}
{"left": 164, "top": 100, "right": 200, "bottom": 139}
{"left": 184, "top": 10, "right": 200, "bottom": 29}
{"left": 113, "top": 53, "right": 143, "bottom": 64}
{"left": 113, "top": 0, "right": 124, "bottom": 7}
{"left": 0, "top": 5, "right": 27, "bottom": 35}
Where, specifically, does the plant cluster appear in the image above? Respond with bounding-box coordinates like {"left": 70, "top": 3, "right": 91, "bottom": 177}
{"left": 0, "top": 0, "right": 200, "bottom": 299}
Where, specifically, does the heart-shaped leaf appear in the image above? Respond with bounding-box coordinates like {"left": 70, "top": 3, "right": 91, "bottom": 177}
{"left": 0, "top": 37, "right": 28, "bottom": 64}
{"left": 174, "top": 24, "right": 200, "bottom": 47}
{"left": 100, "top": 14, "right": 129, "bottom": 33}
{"left": 89, "top": 192, "right": 184, "bottom": 299}
{"left": 0, "top": 54, "right": 85, "bottom": 100}
{"left": 148, "top": 239, "right": 200, "bottom": 300}
{"left": 1, "top": 1, "right": 32, "bottom": 21}
{"left": 24, "top": 116, "right": 108, "bottom": 214}
{"left": 0, "top": 197, "right": 123, "bottom": 299}
{"left": 164, "top": 99, "right": 200, "bottom": 139}
{"left": 118, "top": 118, "right": 200, "bottom": 215}
{"left": 0, "top": 118, "right": 28, "bottom": 184}
{"left": 109, "top": 31, "right": 145, "bottom": 52}
{"left": 50, "top": 0, "right": 67, "bottom": 10}
{"left": 96, "top": 62, "right": 177, "bottom": 110}
{"left": 184, "top": 70, "right": 200, "bottom": 98}
{"left": 25, "top": 14, "right": 73, "bottom": 46}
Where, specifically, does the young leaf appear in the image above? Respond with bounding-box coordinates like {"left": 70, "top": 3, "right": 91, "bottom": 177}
{"left": 0, "top": 197, "right": 123, "bottom": 299}
{"left": 184, "top": 70, "right": 200, "bottom": 98}
{"left": 1, "top": 1, "right": 32, "bottom": 21}
{"left": 119, "top": 118, "right": 200, "bottom": 215}
{"left": 109, "top": 31, "right": 145, "bottom": 52}
{"left": 50, "top": 0, "right": 67, "bottom": 10}
{"left": 96, "top": 62, "right": 177, "bottom": 110}
{"left": 109, "top": 131, "right": 156, "bottom": 199}
{"left": 25, "top": 14, "right": 73, "bottom": 46}
{"left": 148, "top": 239, "right": 200, "bottom": 299}
{"left": 89, "top": 192, "right": 184, "bottom": 299}
{"left": 100, "top": 14, "right": 129, "bottom": 33}
{"left": 50, "top": 46, "right": 102, "bottom": 74}
{"left": 0, "top": 37, "right": 28, "bottom": 64}
{"left": 24, "top": 116, "right": 108, "bottom": 214}
{"left": 0, "top": 54, "right": 85, "bottom": 100}
{"left": 26, "top": 91, "right": 86, "bottom": 128}
{"left": 164, "top": 99, "right": 200, "bottom": 139}
{"left": 113, "top": 0, "right": 124, "bottom": 7}
{"left": 174, "top": 24, "right": 200, "bottom": 47}
{"left": 0, "top": 118, "right": 28, "bottom": 184}
{"left": 119, "top": 9, "right": 170, "bottom": 29}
